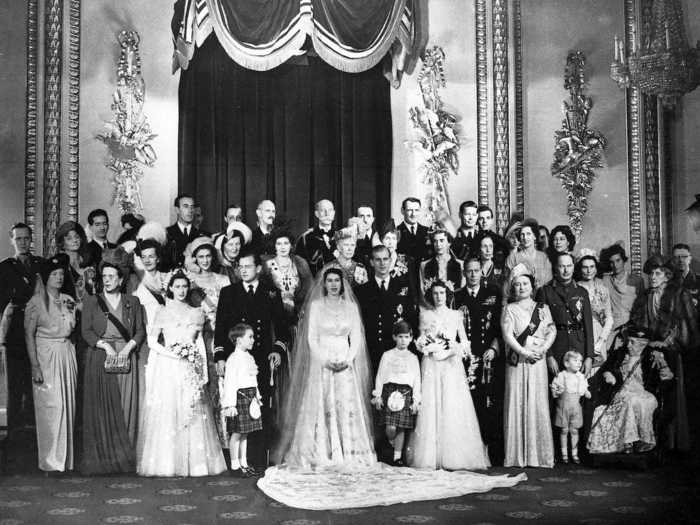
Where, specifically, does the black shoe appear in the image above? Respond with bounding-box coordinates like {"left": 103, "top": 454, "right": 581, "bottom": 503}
{"left": 240, "top": 466, "right": 256, "bottom": 478}
{"left": 392, "top": 458, "right": 405, "bottom": 467}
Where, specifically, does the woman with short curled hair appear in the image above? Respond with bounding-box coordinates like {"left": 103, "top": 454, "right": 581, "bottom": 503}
{"left": 501, "top": 264, "right": 556, "bottom": 468}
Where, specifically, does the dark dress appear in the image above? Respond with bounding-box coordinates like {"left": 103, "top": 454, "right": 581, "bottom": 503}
{"left": 80, "top": 294, "right": 145, "bottom": 474}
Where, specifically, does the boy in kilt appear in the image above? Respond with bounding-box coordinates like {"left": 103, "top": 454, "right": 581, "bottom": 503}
{"left": 222, "top": 324, "right": 262, "bottom": 478}
{"left": 371, "top": 321, "right": 422, "bottom": 466}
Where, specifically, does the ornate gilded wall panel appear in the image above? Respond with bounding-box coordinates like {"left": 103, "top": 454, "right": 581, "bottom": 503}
{"left": 643, "top": 96, "right": 660, "bottom": 256}
{"left": 25, "top": 0, "right": 39, "bottom": 250}
{"left": 475, "top": 0, "right": 489, "bottom": 208}
{"left": 43, "top": 0, "right": 64, "bottom": 255}
{"left": 492, "top": 0, "right": 510, "bottom": 234}
{"left": 625, "top": 0, "right": 643, "bottom": 274}
{"left": 513, "top": 0, "right": 524, "bottom": 215}
{"left": 66, "top": 0, "right": 81, "bottom": 222}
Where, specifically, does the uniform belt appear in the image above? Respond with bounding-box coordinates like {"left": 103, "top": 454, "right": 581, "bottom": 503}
{"left": 555, "top": 323, "right": 582, "bottom": 331}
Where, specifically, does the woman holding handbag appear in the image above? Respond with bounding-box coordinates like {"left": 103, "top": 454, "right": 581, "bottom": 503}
{"left": 80, "top": 261, "right": 145, "bottom": 474}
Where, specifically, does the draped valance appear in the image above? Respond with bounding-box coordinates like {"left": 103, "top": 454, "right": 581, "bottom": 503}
{"left": 172, "top": 0, "right": 421, "bottom": 85}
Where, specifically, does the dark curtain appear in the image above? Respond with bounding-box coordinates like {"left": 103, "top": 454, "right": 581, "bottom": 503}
{"left": 178, "top": 35, "right": 393, "bottom": 235}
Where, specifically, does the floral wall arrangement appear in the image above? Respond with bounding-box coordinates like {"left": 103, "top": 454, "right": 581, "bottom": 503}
{"left": 551, "top": 51, "right": 608, "bottom": 240}
{"left": 406, "top": 46, "right": 461, "bottom": 226}
{"left": 97, "top": 30, "right": 157, "bottom": 214}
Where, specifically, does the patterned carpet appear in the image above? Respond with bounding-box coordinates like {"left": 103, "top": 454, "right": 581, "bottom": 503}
{"left": 1, "top": 432, "right": 698, "bottom": 524}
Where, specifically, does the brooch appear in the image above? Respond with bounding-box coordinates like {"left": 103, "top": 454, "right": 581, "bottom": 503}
{"left": 398, "top": 287, "right": 408, "bottom": 296}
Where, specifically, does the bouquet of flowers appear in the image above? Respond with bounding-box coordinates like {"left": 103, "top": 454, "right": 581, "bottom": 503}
{"left": 421, "top": 331, "right": 452, "bottom": 360}
{"left": 168, "top": 341, "right": 205, "bottom": 396}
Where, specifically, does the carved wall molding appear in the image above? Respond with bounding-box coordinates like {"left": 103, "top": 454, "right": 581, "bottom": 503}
{"left": 475, "top": 0, "right": 489, "bottom": 208}
{"left": 492, "top": 0, "right": 510, "bottom": 234}
{"left": 643, "top": 94, "right": 660, "bottom": 256}
{"left": 513, "top": 0, "right": 524, "bottom": 215}
{"left": 625, "top": 0, "right": 643, "bottom": 274}
{"left": 43, "top": 0, "right": 64, "bottom": 255}
{"left": 67, "top": 0, "right": 81, "bottom": 222}
{"left": 25, "top": 0, "right": 39, "bottom": 251}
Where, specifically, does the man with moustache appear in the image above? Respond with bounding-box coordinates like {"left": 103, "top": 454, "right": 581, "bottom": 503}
{"left": 536, "top": 252, "right": 594, "bottom": 375}
{"left": 295, "top": 199, "right": 337, "bottom": 275}
{"left": 0, "top": 223, "right": 45, "bottom": 436}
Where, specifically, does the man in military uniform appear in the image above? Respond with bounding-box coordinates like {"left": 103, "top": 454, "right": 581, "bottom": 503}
{"left": 295, "top": 199, "right": 337, "bottom": 275}
{"left": 453, "top": 258, "right": 503, "bottom": 463}
{"left": 536, "top": 252, "right": 594, "bottom": 375}
{"left": 0, "top": 223, "right": 44, "bottom": 437}
{"left": 214, "top": 248, "right": 289, "bottom": 468}
{"left": 356, "top": 245, "right": 418, "bottom": 373}
{"left": 396, "top": 197, "right": 432, "bottom": 265}
{"left": 452, "top": 200, "right": 480, "bottom": 260}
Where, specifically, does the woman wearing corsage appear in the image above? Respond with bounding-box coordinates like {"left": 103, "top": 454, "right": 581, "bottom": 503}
{"left": 501, "top": 264, "right": 556, "bottom": 468}
{"left": 325, "top": 226, "right": 369, "bottom": 288}
{"left": 23, "top": 255, "right": 78, "bottom": 473}
{"left": 407, "top": 280, "right": 490, "bottom": 470}
{"left": 137, "top": 272, "right": 226, "bottom": 477}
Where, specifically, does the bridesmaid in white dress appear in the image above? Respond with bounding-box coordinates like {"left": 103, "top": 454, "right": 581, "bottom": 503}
{"left": 407, "top": 280, "right": 490, "bottom": 471}
{"left": 501, "top": 264, "right": 556, "bottom": 468}
{"left": 137, "top": 272, "right": 226, "bottom": 477}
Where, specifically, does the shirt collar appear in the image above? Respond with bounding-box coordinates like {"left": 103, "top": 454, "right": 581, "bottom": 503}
{"left": 244, "top": 280, "right": 259, "bottom": 292}
{"left": 375, "top": 275, "right": 390, "bottom": 287}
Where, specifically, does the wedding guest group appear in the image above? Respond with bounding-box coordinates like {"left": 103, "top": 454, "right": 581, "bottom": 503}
{"left": 2, "top": 190, "right": 698, "bottom": 482}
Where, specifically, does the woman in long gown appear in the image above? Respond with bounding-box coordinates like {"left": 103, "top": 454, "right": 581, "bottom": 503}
{"left": 80, "top": 262, "right": 145, "bottom": 474}
{"left": 501, "top": 264, "right": 556, "bottom": 468}
{"left": 137, "top": 272, "right": 226, "bottom": 477}
{"left": 259, "top": 269, "right": 525, "bottom": 509}
{"left": 275, "top": 267, "right": 376, "bottom": 469}
{"left": 23, "top": 256, "right": 77, "bottom": 473}
{"left": 185, "top": 237, "right": 230, "bottom": 446}
{"left": 407, "top": 280, "right": 490, "bottom": 470}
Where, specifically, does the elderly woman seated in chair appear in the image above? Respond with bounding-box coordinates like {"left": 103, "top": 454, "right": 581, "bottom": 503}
{"left": 587, "top": 324, "right": 674, "bottom": 455}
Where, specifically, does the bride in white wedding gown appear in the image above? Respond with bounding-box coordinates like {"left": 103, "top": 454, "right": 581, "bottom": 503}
{"left": 258, "top": 268, "right": 525, "bottom": 510}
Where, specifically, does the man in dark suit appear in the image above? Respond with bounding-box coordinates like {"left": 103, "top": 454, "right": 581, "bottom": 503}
{"left": 0, "top": 223, "right": 44, "bottom": 436}
{"left": 356, "top": 245, "right": 419, "bottom": 373}
{"left": 85, "top": 209, "right": 117, "bottom": 267}
{"left": 354, "top": 205, "right": 379, "bottom": 267}
{"left": 249, "top": 200, "right": 276, "bottom": 258}
{"left": 476, "top": 204, "right": 511, "bottom": 265}
{"left": 454, "top": 257, "right": 503, "bottom": 463}
{"left": 396, "top": 197, "right": 432, "bottom": 269}
{"left": 295, "top": 199, "right": 337, "bottom": 275}
{"left": 214, "top": 249, "right": 289, "bottom": 468}
{"left": 164, "top": 194, "right": 203, "bottom": 270}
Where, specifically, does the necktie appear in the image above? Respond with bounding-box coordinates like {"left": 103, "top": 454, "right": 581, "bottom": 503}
{"left": 185, "top": 226, "right": 190, "bottom": 237}
{"left": 380, "top": 280, "right": 387, "bottom": 292}
{"left": 471, "top": 288, "right": 477, "bottom": 298}
{"left": 248, "top": 284, "right": 255, "bottom": 297}
{"left": 411, "top": 225, "right": 416, "bottom": 236}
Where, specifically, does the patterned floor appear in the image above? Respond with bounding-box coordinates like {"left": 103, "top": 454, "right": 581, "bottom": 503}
{"left": 0, "top": 461, "right": 698, "bottom": 525}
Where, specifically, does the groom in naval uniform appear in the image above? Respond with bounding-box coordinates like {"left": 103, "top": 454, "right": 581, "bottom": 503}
{"left": 453, "top": 257, "right": 504, "bottom": 464}
{"left": 214, "top": 248, "right": 289, "bottom": 468}
{"left": 356, "top": 245, "right": 419, "bottom": 374}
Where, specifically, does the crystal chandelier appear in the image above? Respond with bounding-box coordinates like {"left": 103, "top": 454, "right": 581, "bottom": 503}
{"left": 610, "top": 0, "right": 700, "bottom": 107}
